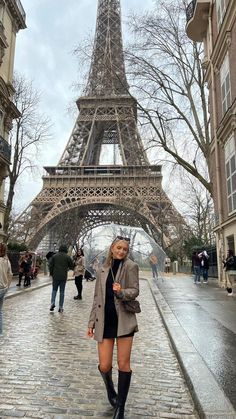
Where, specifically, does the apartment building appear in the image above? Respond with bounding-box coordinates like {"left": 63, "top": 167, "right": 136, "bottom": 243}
{"left": 186, "top": 0, "right": 236, "bottom": 283}
{"left": 0, "top": 0, "right": 26, "bottom": 241}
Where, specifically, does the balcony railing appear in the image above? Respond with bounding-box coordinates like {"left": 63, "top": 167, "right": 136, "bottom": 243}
{"left": 43, "top": 165, "right": 162, "bottom": 178}
{"left": 0, "top": 135, "right": 11, "bottom": 163}
{"left": 186, "top": 0, "right": 197, "bottom": 23}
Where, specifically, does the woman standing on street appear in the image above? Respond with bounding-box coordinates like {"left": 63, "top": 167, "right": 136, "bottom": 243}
{"left": 73, "top": 248, "right": 85, "bottom": 300}
{"left": 87, "top": 236, "right": 140, "bottom": 419}
{"left": 0, "top": 243, "right": 13, "bottom": 335}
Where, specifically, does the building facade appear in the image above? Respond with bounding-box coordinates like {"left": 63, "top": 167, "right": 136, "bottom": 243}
{"left": 0, "top": 0, "right": 26, "bottom": 240}
{"left": 186, "top": 0, "right": 236, "bottom": 283}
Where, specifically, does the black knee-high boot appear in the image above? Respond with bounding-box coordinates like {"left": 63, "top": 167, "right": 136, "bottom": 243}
{"left": 113, "top": 370, "right": 132, "bottom": 419}
{"left": 98, "top": 365, "right": 118, "bottom": 408}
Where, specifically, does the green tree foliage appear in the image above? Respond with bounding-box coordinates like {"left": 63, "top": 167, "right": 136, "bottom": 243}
{"left": 7, "top": 241, "right": 28, "bottom": 252}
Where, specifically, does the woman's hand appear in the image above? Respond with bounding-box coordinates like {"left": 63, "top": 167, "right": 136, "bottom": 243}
{"left": 113, "top": 282, "right": 121, "bottom": 293}
{"left": 87, "top": 327, "right": 94, "bottom": 338}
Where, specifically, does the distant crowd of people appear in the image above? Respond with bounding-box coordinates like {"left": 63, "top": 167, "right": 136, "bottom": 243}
{"left": 1, "top": 242, "right": 235, "bottom": 327}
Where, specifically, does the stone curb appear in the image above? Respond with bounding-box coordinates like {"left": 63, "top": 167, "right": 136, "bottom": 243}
{"left": 5, "top": 276, "right": 75, "bottom": 300}
{"left": 5, "top": 281, "right": 51, "bottom": 299}
{"left": 147, "top": 276, "right": 236, "bottom": 419}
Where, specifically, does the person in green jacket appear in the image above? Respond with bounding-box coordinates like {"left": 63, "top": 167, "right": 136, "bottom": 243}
{"left": 49, "top": 245, "right": 74, "bottom": 313}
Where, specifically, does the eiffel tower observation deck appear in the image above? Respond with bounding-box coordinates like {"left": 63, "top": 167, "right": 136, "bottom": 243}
{"left": 16, "top": 0, "right": 183, "bottom": 251}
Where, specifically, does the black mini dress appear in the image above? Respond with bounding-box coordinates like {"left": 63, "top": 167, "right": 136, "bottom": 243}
{"left": 103, "top": 259, "right": 134, "bottom": 339}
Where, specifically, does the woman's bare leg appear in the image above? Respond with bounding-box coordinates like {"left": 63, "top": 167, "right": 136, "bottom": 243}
{"left": 98, "top": 338, "right": 115, "bottom": 372}
{"left": 116, "top": 336, "right": 133, "bottom": 371}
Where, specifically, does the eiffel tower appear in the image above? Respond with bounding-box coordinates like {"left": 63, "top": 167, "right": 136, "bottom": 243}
{"left": 16, "top": 0, "right": 183, "bottom": 251}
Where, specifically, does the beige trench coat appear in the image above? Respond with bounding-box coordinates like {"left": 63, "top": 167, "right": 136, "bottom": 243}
{"left": 88, "top": 258, "right": 139, "bottom": 342}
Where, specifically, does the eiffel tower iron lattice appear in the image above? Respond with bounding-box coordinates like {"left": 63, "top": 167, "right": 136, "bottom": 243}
{"left": 15, "top": 0, "right": 184, "bottom": 251}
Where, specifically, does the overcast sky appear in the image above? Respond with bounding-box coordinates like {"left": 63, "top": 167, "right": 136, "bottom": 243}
{"left": 13, "top": 0, "right": 155, "bottom": 211}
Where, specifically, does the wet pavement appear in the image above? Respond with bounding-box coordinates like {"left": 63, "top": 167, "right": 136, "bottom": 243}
{"left": 154, "top": 273, "right": 236, "bottom": 418}
{"left": 0, "top": 275, "right": 198, "bottom": 419}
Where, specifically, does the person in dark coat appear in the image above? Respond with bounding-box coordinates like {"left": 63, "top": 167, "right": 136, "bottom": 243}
{"left": 191, "top": 251, "right": 201, "bottom": 284}
{"left": 49, "top": 245, "right": 74, "bottom": 312}
{"left": 17, "top": 255, "right": 25, "bottom": 286}
{"left": 21, "top": 254, "right": 32, "bottom": 287}
{"left": 223, "top": 249, "right": 236, "bottom": 296}
{"left": 198, "top": 250, "right": 209, "bottom": 283}
{"left": 88, "top": 236, "right": 140, "bottom": 419}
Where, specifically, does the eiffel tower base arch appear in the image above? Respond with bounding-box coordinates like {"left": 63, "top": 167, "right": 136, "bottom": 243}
{"left": 28, "top": 201, "right": 164, "bottom": 251}
{"left": 16, "top": 166, "right": 182, "bottom": 251}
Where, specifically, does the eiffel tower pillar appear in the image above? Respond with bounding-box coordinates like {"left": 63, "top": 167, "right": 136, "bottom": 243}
{"left": 15, "top": 0, "right": 184, "bottom": 251}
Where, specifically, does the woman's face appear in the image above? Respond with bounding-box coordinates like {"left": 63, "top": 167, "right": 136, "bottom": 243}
{"left": 111, "top": 240, "right": 129, "bottom": 260}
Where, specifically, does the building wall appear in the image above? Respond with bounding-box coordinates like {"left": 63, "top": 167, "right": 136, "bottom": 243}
{"left": 0, "top": 0, "right": 26, "bottom": 241}
{"left": 1, "top": 7, "right": 16, "bottom": 83}
{"left": 186, "top": 0, "right": 236, "bottom": 284}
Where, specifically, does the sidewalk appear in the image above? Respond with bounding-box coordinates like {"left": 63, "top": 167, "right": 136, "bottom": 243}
{"left": 1, "top": 274, "right": 198, "bottom": 419}
{"left": 7, "top": 274, "right": 52, "bottom": 298}
{"left": 147, "top": 271, "right": 236, "bottom": 418}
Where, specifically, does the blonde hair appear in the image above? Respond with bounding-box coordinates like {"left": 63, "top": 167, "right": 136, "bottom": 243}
{"left": 104, "top": 238, "right": 129, "bottom": 267}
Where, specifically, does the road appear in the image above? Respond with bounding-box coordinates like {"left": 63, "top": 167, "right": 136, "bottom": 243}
{"left": 0, "top": 278, "right": 197, "bottom": 418}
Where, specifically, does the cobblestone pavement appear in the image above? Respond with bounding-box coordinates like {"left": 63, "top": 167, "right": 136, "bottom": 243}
{"left": 0, "top": 279, "right": 198, "bottom": 419}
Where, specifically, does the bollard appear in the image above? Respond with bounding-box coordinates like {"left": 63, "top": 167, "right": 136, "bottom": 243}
{"left": 173, "top": 261, "right": 178, "bottom": 275}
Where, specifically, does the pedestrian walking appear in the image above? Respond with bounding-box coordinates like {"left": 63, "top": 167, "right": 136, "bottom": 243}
{"left": 149, "top": 254, "right": 158, "bottom": 279}
{"left": 49, "top": 245, "right": 74, "bottom": 312}
{"left": 19, "top": 253, "right": 32, "bottom": 287}
{"left": 198, "top": 250, "right": 209, "bottom": 283}
{"left": 87, "top": 236, "right": 140, "bottom": 419}
{"left": 192, "top": 251, "right": 201, "bottom": 284}
{"left": 223, "top": 249, "right": 236, "bottom": 296}
{"left": 24, "top": 254, "right": 32, "bottom": 287}
{"left": 164, "top": 256, "right": 171, "bottom": 274}
{"left": 73, "top": 248, "right": 85, "bottom": 300}
{"left": 0, "top": 243, "right": 13, "bottom": 335}
{"left": 16, "top": 255, "right": 25, "bottom": 286}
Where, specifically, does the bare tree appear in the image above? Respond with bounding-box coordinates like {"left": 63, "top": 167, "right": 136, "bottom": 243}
{"left": 4, "top": 73, "right": 52, "bottom": 237}
{"left": 126, "top": 0, "right": 212, "bottom": 194}
{"left": 178, "top": 173, "right": 215, "bottom": 245}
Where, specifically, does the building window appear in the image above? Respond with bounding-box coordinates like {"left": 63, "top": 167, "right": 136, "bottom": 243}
{"left": 227, "top": 235, "right": 235, "bottom": 254}
{"left": 220, "top": 53, "right": 231, "bottom": 115}
{"left": 216, "top": 0, "right": 226, "bottom": 27}
{"left": 225, "top": 135, "right": 236, "bottom": 214}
